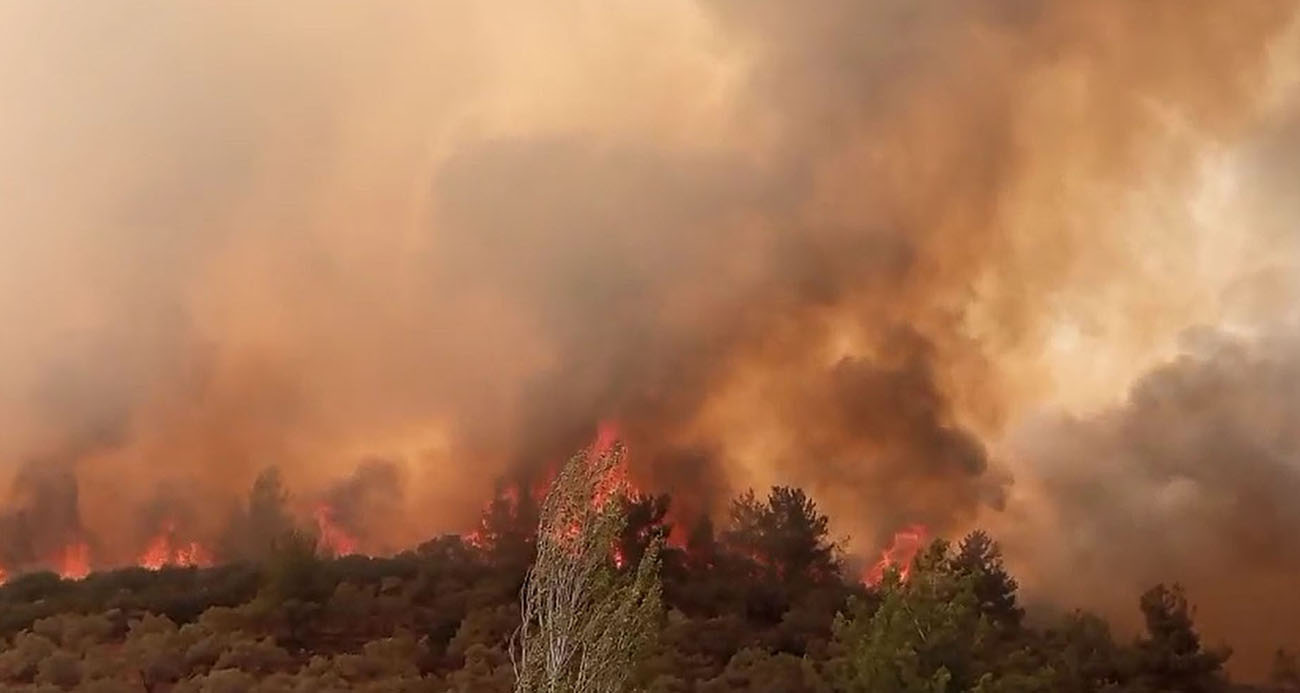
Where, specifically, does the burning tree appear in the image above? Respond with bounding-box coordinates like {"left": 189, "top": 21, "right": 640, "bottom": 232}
{"left": 511, "top": 441, "right": 662, "bottom": 693}
{"left": 832, "top": 539, "right": 992, "bottom": 691}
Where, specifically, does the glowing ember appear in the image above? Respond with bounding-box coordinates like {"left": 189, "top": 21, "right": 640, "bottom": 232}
{"left": 613, "top": 545, "right": 626, "bottom": 569}
{"left": 55, "top": 541, "right": 91, "bottom": 580}
{"left": 139, "top": 522, "right": 212, "bottom": 570}
{"left": 314, "top": 503, "right": 359, "bottom": 557}
{"left": 865, "top": 524, "right": 929, "bottom": 586}
{"left": 0, "top": 565, "right": 7, "bottom": 585}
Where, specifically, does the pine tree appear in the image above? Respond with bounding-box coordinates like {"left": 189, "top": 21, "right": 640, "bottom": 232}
{"left": 721, "top": 487, "right": 839, "bottom": 584}
{"left": 949, "top": 531, "right": 1023, "bottom": 631}
{"left": 831, "top": 540, "right": 989, "bottom": 692}
{"left": 1133, "top": 584, "right": 1229, "bottom": 693}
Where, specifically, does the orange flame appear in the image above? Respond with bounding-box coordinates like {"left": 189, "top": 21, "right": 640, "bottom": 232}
{"left": 591, "top": 459, "right": 628, "bottom": 511}
{"left": 314, "top": 503, "right": 359, "bottom": 557}
{"left": 465, "top": 419, "right": 629, "bottom": 549}
{"left": 55, "top": 541, "right": 91, "bottom": 580}
{"left": 865, "top": 524, "right": 929, "bottom": 586}
{"left": 589, "top": 420, "right": 629, "bottom": 511}
{"left": 138, "top": 521, "right": 212, "bottom": 570}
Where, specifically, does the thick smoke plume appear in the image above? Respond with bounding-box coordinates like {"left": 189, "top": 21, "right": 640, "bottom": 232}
{"left": 1001, "top": 328, "right": 1300, "bottom": 676}
{"left": 1, "top": 0, "right": 1298, "bottom": 676}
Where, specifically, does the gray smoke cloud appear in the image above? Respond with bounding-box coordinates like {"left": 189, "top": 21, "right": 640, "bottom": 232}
{"left": 1002, "top": 327, "right": 1300, "bottom": 677}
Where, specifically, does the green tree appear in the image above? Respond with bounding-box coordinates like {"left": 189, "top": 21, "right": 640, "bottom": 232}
{"left": 948, "top": 531, "right": 1022, "bottom": 631}
{"left": 685, "top": 515, "right": 718, "bottom": 570}
{"left": 831, "top": 541, "right": 985, "bottom": 692}
{"left": 474, "top": 477, "right": 541, "bottom": 571}
{"left": 829, "top": 540, "right": 1052, "bottom": 693}
{"left": 448, "top": 644, "right": 514, "bottom": 692}
{"left": 255, "top": 529, "right": 328, "bottom": 650}
{"left": 1037, "top": 611, "right": 1129, "bottom": 692}
{"left": 722, "top": 487, "right": 840, "bottom": 584}
{"left": 511, "top": 443, "right": 663, "bottom": 693}
{"left": 220, "top": 467, "right": 298, "bottom": 561}
{"left": 697, "top": 647, "right": 828, "bottom": 692}
{"left": 35, "top": 649, "right": 81, "bottom": 688}
{"left": 1132, "top": 584, "right": 1229, "bottom": 693}
{"left": 258, "top": 529, "right": 326, "bottom": 605}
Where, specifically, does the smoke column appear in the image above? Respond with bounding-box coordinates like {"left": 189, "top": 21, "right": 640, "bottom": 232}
{"left": 1, "top": 0, "right": 1298, "bottom": 676}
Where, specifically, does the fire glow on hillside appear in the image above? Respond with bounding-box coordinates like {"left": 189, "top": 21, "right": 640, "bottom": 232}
{"left": 0, "top": 426, "right": 928, "bottom": 590}
{"left": 137, "top": 520, "right": 212, "bottom": 570}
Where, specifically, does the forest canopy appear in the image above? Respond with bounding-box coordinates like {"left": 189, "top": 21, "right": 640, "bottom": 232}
{"left": 0, "top": 469, "right": 1288, "bottom": 693}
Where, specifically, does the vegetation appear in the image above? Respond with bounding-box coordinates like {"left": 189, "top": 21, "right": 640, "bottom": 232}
{"left": 0, "top": 465, "right": 1287, "bottom": 692}
{"left": 512, "top": 444, "right": 661, "bottom": 692}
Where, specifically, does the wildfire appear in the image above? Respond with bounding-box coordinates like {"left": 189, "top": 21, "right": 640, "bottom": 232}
{"left": 465, "top": 420, "right": 631, "bottom": 552}
{"left": 54, "top": 541, "right": 91, "bottom": 580}
{"left": 865, "top": 524, "right": 929, "bottom": 586}
{"left": 592, "top": 419, "right": 620, "bottom": 458}
{"left": 138, "top": 522, "right": 212, "bottom": 570}
{"left": 591, "top": 457, "right": 628, "bottom": 511}
{"left": 314, "top": 503, "right": 359, "bottom": 557}
{"left": 590, "top": 420, "right": 630, "bottom": 512}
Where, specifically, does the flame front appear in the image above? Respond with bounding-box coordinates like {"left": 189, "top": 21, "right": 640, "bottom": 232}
{"left": 865, "top": 524, "right": 929, "bottom": 586}
{"left": 54, "top": 541, "right": 91, "bottom": 581}
{"left": 314, "top": 504, "right": 359, "bottom": 557}
{"left": 138, "top": 522, "right": 212, "bottom": 570}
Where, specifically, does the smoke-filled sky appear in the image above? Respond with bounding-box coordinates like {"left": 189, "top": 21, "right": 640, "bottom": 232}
{"left": 2, "top": 0, "right": 1299, "bottom": 676}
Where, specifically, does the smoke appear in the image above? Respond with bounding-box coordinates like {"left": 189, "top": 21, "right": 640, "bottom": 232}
{"left": 998, "top": 85, "right": 1300, "bottom": 677}
{"left": 0, "top": 461, "right": 86, "bottom": 571}
{"left": 1, "top": 0, "right": 1298, "bottom": 675}
{"left": 317, "top": 459, "right": 408, "bottom": 555}
{"left": 1001, "top": 327, "right": 1300, "bottom": 676}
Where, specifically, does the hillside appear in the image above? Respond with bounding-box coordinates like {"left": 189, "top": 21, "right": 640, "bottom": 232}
{"left": 1, "top": 486, "right": 1293, "bottom": 692}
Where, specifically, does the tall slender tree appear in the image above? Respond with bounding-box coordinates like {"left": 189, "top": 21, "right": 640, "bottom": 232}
{"left": 512, "top": 443, "right": 662, "bottom": 693}
{"left": 1133, "top": 583, "right": 1229, "bottom": 693}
